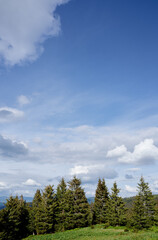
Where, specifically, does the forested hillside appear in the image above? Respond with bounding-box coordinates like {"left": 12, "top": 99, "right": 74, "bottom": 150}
{"left": 0, "top": 176, "right": 158, "bottom": 240}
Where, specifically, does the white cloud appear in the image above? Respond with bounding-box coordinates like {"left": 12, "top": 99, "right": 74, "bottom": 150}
{"left": 0, "top": 182, "right": 7, "bottom": 189}
{"left": 107, "top": 139, "right": 158, "bottom": 165}
{"left": 29, "top": 126, "right": 158, "bottom": 166}
{"left": 106, "top": 145, "right": 127, "bottom": 158}
{"left": 125, "top": 185, "right": 137, "bottom": 193}
{"left": 0, "top": 0, "right": 69, "bottom": 65}
{"left": 17, "top": 95, "right": 30, "bottom": 106}
{"left": 0, "top": 107, "right": 24, "bottom": 122}
{"left": 23, "top": 178, "right": 41, "bottom": 186}
{"left": 1, "top": 125, "right": 158, "bottom": 197}
{"left": 70, "top": 165, "right": 89, "bottom": 175}
{"left": 70, "top": 164, "right": 118, "bottom": 184}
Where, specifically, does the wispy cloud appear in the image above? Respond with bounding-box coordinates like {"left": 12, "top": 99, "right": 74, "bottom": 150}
{"left": 0, "top": 0, "right": 69, "bottom": 65}
{"left": 17, "top": 95, "right": 31, "bottom": 106}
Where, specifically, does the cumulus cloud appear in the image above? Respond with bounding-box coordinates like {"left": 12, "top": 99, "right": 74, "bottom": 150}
{"left": 0, "top": 135, "right": 28, "bottom": 157}
{"left": 23, "top": 179, "right": 41, "bottom": 186}
{"left": 107, "top": 139, "right": 158, "bottom": 165}
{"left": 125, "top": 185, "right": 137, "bottom": 193}
{"left": 0, "top": 107, "right": 24, "bottom": 122}
{"left": 107, "top": 145, "right": 127, "bottom": 158}
{"left": 17, "top": 95, "right": 30, "bottom": 106}
{"left": 70, "top": 165, "right": 89, "bottom": 175}
{"left": 70, "top": 164, "right": 118, "bottom": 184}
{"left": 0, "top": 0, "right": 69, "bottom": 65}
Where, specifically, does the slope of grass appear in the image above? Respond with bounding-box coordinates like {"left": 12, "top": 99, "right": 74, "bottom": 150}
{"left": 23, "top": 225, "right": 158, "bottom": 240}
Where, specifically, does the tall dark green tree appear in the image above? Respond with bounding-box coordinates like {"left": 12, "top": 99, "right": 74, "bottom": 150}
{"left": 66, "top": 176, "right": 89, "bottom": 229}
{"left": 94, "top": 178, "right": 109, "bottom": 224}
{"left": 132, "top": 176, "right": 155, "bottom": 229}
{"left": 0, "top": 196, "right": 30, "bottom": 240}
{"left": 55, "top": 178, "right": 67, "bottom": 231}
{"left": 42, "top": 185, "right": 57, "bottom": 234}
{"left": 155, "top": 200, "right": 158, "bottom": 226}
{"left": 0, "top": 208, "right": 8, "bottom": 240}
{"left": 31, "top": 189, "right": 43, "bottom": 235}
{"left": 108, "top": 182, "right": 126, "bottom": 226}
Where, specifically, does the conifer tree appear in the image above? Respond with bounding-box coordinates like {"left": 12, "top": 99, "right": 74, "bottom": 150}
{"left": 94, "top": 178, "right": 109, "bottom": 224}
{"left": 55, "top": 178, "right": 67, "bottom": 231}
{"left": 0, "top": 196, "right": 29, "bottom": 240}
{"left": 31, "top": 189, "right": 43, "bottom": 235}
{"left": 132, "top": 176, "right": 155, "bottom": 229}
{"left": 42, "top": 185, "right": 57, "bottom": 233}
{"left": 66, "top": 176, "right": 89, "bottom": 229}
{"left": 18, "top": 195, "right": 30, "bottom": 237}
{"left": 63, "top": 187, "right": 75, "bottom": 230}
{"left": 155, "top": 200, "right": 158, "bottom": 226}
{"left": 108, "top": 182, "right": 126, "bottom": 226}
{"left": 0, "top": 208, "right": 8, "bottom": 240}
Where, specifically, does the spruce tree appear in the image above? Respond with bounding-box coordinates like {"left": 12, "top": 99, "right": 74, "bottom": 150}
{"left": 94, "top": 178, "right": 109, "bottom": 224}
{"left": 132, "top": 176, "right": 155, "bottom": 229}
{"left": 63, "top": 187, "right": 75, "bottom": 230}
{"left": 108, "top": 182, "right": 126, "bottom": 226}
{"left": 55, "top": 178, "right": 67, "bottom": 231}
{"left": 66, "top": 176, "right": 89, "bottom": 229}
{"left": 155, "top": 200, "right": 158, "bottom": 226}
{"left": 31, "top": 189, "right": 43, "bottom": 235}
{"left": 1, "top": 196, "right": 29, "bottom": 240}
{"left": 42, "top": 185, "right": 57, "bottom": 233}
{"left": 0, "top": 208, "right": 8, "bottom": 240}
{"left": 18, "top": 195, "right": 30, "bottom": 238}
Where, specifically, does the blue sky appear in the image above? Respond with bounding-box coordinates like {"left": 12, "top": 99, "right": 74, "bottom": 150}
{"left": 0, "top": 0, "right": 158, "bottom": 197}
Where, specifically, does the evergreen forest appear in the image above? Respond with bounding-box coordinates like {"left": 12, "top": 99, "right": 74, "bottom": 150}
{"left": 0, "top": 176, "right": 158, "bottom": 240}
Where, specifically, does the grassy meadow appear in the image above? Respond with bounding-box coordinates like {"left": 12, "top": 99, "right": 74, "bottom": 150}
{"left": 23, "top": 225, "right": 158, "bottom": 240}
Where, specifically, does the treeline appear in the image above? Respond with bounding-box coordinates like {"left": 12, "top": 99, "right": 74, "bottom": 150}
{"left": 0, "top": 176, "right": 158, "bottom": 240}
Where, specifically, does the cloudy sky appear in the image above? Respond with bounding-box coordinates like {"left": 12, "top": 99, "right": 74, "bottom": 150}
{"left": 0, "top": 0, "right": 158, "bottom": 198}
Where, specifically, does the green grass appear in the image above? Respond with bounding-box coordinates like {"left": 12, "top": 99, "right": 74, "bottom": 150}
{"left": 23, "top": 225, "right": 158, "bottom": 240}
